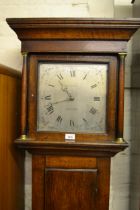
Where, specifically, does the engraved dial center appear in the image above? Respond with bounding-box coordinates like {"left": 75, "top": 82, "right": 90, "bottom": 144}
{"left": 37, "top": 63, "right": 107, "bottom": 133}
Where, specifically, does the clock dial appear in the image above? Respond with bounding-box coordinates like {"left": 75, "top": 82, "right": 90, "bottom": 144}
{"left": 37, "top": 63, "right": 107, "bottom": 133}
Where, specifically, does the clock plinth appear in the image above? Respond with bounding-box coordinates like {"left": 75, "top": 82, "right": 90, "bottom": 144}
{"left": 7, "top": 18, "right": 140, "bottom": 210}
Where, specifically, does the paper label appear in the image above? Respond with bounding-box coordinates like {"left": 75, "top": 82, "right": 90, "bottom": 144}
{"left": 65, "top": 133, "right": 75, "bottom": 142}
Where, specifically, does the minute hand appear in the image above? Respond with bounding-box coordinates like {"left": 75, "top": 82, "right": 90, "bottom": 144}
{"left": 52, "top": 97, "right": 74, "bottom": 105}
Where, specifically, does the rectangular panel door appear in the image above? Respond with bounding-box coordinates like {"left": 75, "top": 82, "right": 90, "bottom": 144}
{"left": 45, "top": 168, "right": 98, "bottom": 210}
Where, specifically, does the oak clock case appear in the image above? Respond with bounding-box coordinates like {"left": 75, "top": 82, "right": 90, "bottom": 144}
{"left": 29, "top": 54, "right": 117, "bottom": 142}
{"left": 6, "top": 18, "right": 140, "bottom": 210}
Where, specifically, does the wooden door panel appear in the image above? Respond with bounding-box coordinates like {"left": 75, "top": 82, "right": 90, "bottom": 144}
{"left": 45, "top": 168, "right": 97, "bottom": 210}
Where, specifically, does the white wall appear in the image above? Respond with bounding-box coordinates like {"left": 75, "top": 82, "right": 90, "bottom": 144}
{"left": 110, "top": 1, "right": 133, "bottom": 210}
{"left": 0, "top": 0, "right": 114, "bottom": 71}
{"left": 113, "top": 1, "right": 140, "bottom": 210}
{"left": 114, "top": 0, "right": 132, "bottom": 18}
{"left": 130, "top": 1, "right": 140, "bottom": 209}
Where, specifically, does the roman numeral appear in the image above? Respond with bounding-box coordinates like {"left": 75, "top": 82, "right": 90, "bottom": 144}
{"left": 70, "top": 70, "right": 75, "bottom": 77}
{"left": 45, "top": 95, "right": 51, "bottom": 100}
{"left": 57, "top": 73, "right": 63, "bottom": 80}
{"left": 83, "top": 118, "right": 88, "bottom": 124}
{"left": 56, "top": 115, "right": 62, "bottom": 124}
{"left": 89, "top": 107, "right": 97, "bottom": 115}
{"left": 47, "top": 103, "right": 54, "bottom": 114}
{"left": 94, "top": 97, "right": 100, "bottom": 101}
{"left": 48, "top": 84, "right": 55, "bottom": 87}
{"left": 91, "top": 84, "right": 97, "bottom": 89}
{"left": 70, "top": 120, "right": 75, "bottom": 127}
{"left": 83, "top": 73, "right": 88, "bottom": 80}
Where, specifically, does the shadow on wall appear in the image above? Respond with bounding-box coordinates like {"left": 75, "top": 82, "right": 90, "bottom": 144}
{"left": 130, "top": 1, "right": 140, "bottom": 209}
{"left": 114, "top": 5, "right": 132, "bottom": 18}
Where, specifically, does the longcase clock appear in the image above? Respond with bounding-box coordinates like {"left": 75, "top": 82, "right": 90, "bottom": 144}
{"left": 7, "top": 18, "right": 140, "bottom": 210}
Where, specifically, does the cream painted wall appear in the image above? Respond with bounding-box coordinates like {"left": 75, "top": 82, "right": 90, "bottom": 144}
{"left": 111, "top": 1, "right": 133, "bottom": 210}
{"left": 114, "top": 0, "right": 132, "bottom": 18}
{"left": 115, "top": 0, "right": 132, "bottom": 5}
{"left": 0, "top": 0, "right": 114, "bottom": 71}
{"left": 0, "top": 1, "right": 136, "bottom": 210}
{"left": 113, "top": 1, "right": 140, "bottom": 210}
{"left": 130, "top": 1, "right": 140, "bottom": 209}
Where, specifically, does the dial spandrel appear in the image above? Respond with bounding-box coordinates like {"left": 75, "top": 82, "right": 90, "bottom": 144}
{"left": 37, "top": 63, "right": 107, "bottom": 133}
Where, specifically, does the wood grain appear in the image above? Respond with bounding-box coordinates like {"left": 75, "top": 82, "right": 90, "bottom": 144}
{"left": 21, "top": 53, "right": 28, "bottom": 136}
{"left": 117, "top": 53, "right": 127, "bottom": 138}
{"left": 22, "top": 40, "right": 127, "bottom": 53}
{"left": 32, "top": 155, "right": 110, "bottom": 210}
{"left": 6, "top": 18, "right": 140, "bottom": 41}
{"left": 32, "top": 155, "right": 46, "bottom": 210}
{"left": 46, "top": 156, "right": 97, "bottom": 168}
{"left": 0, "top": 64, "right": 21, "bottom": 78}
{"left": 96, "top": 158, "right": 110, "bottom": 210}
{"left": 0, "top": 66, "right": 24, "bottom": 210}
{"left": 14, "top": 140, "right": 128, "bottom": 157}
{"left": 45, "top": 168, "right": 98, "bottom": 210}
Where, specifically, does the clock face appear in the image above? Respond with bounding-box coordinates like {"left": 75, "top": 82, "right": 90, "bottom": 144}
{"left": 37, "top": 63, "right": 108, "bottom": 133}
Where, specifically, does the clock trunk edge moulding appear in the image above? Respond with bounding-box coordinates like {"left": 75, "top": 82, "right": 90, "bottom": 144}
{"left": 7, "top": 18, "right": 140, "bottom": 210}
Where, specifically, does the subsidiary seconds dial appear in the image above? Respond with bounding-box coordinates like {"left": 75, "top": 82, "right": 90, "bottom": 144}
{"left": 37, "top": 63, "right": 108, "bottom": 133}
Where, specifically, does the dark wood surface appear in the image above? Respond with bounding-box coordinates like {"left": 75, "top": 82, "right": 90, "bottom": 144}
{"left": 0, "top": 64, "right": 21, "bottom": 78}
{"left": 6, "top": 18, "right": 140, "bottom": 41}
{"left": 117, "top": 53, "right": 127, "bottom": 138}
{"left": 28, "top": 54, "right": 117, "bottom": 143}
{"left": 15, "top": 140, "right": 128, "bottom": 157}
{"left": 32, "top": 155, "right": 46, "bottom": 210}
{"left": 45, "top": 168, "right": 98, "bottom": 210}
{"left": 22, "top": 40, "right": 127, "bottom": 53}
{"left": 46, "top": 156, "right": 97, "bottom": 168}
{"left": 96, "top": 158, "right": 110, "bottom": 210}
{"left": 21, "top": 53, "right": 28, "bottom": 136}
{"left": 0, "top": 65, "right": 24, "bottom": 210}
{"left": 32, "top": 155, "right": 110, "bottom": 210}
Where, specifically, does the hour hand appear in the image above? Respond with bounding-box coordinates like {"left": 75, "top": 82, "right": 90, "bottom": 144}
{"left": 58, "top": 81, "right": 73, "bottom": 99}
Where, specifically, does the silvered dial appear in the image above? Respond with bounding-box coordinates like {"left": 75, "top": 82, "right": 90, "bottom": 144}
{"left": 37, "top": 63, "right": 107, "bottom": 133}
